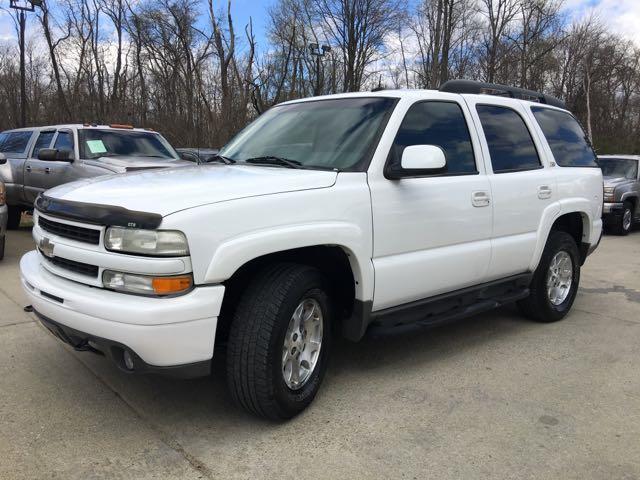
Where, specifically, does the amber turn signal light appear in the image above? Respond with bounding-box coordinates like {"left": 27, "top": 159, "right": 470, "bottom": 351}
{"left": 151, "top": 275, "right": 193, "bottom": 295}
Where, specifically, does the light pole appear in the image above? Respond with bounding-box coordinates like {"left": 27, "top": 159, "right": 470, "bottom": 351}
{"left": 9, "top": 0, "right": 43, "bottom": 128}
{"left": 309, "top": 43, "right": 331, "bottom": 96}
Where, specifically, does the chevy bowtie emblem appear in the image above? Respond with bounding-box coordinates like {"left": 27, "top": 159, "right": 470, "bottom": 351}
{"left": 39, "top": 237, "right": 55, "bottom": 258}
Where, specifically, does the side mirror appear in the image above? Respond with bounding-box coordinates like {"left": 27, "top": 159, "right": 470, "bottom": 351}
{"left": 386, "top": 145, "right": 447, "bottom": 179}
{"left": 38, "top": 148, "right": 74, "bottom": 162}
{"left": 0, "top": 153, "right": 6, "bottom": 165}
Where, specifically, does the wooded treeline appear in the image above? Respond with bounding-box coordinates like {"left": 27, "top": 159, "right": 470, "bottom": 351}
{"left": 0, "top": 0, "right": 639, "bottom": 153}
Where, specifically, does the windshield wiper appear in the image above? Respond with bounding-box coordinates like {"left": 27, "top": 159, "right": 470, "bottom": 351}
{"left": 244, "top": 156, "right": 303, "bottom": 168}
{"left": 207, "top": 153, "right": 236, "bottom": 165}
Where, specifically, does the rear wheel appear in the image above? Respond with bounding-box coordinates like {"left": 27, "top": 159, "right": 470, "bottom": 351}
{"left": 612, "top": 201, "right": 633, "bottom": 236}
{"left": 6, "top": 206, "right": 22, "bottom": 230}
{"left": 518, "top": 231, "right": 580, "bottom": 322}
{"left": 226, "top": 263, "right": 332, "bottom": 420}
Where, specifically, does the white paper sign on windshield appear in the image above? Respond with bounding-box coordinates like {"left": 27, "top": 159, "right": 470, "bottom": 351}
{"left": 86, "top": 140, "right": 107, "bottom": 154}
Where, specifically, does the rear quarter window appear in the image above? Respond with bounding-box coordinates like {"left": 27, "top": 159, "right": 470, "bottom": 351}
{"left": 531, "top": 107, "right": 598, "bottom": 167}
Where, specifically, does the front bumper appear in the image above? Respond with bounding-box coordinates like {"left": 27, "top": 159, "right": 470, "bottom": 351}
{"left": 602, "top": 202, "right": 624, "bottom": 224}
{"left": 20, "top": 250, "right": 225, "bottom": 376}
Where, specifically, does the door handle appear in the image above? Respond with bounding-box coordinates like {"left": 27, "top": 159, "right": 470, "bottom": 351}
{"left": 44, "top": 167, "right": 51, "bottom": 174}
{"left": 25, "top": 165, "right": 32, "bottom": 173}
{"left": 472, "top": 190, "right": 491, "bottom": 207}
{"left": 538, "top": 185, "right": 552, "bottom": 199}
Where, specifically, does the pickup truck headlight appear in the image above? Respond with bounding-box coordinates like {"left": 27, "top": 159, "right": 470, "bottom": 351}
{"left": 103, "top": 270, "right": 193, "bottom": 296}
{"left": 0, "top": 183, "right": 5, "bottom": 206}
{"left": 603, "top": 186, "right": 615, "bottom": 202}
{"left": 105, "top": 227, "right": 189, "bottom": 256}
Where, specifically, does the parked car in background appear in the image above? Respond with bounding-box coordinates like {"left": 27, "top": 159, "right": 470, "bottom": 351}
{"left": 0, "top": 124, "right": 191, "bottom": 229}
{"left": 598, "top": 155, "right": 639, "bottom": 235}
{"left": 176, "top": 148, "right": 219, "bottom": 164}
{"left": 0, "top": 160, "right": 7, "bottom": 260}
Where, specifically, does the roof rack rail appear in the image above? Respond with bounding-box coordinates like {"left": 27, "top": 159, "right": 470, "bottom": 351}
{"left": 439, "top": 80, "right": 566, "bottom": 109}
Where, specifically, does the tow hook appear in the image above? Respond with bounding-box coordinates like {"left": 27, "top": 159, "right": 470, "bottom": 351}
{"left": 23, "top": 305, "right": 33, "bottom": 313}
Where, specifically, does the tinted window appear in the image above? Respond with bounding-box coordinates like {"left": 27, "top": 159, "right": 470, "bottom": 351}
{"left": 54, "top": 131, "right": 74, "bottom": 151}
{"left": 392, "top": 101, "right": 476, "bottom": 174}
{"left": 477, "top": 105, "right": 541, "bottom": 173}
{"left": 531, "top": 107, "right": 598, "bottom": 167}
{"left": 0, "top": 131, "right": 32, "bottom": 154}
{"left": 78, "top": 129, "right": 177, "bottom": 160}
{"left": 32, "top": 131, "right": 55, "bottom": 157}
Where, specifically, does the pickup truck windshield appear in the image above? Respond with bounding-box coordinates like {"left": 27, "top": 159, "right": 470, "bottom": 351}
{"left": 599, "top": 158, "right": 638, "bottom": 179}
{"left": 219, "top": 97, "right": 396, "bottom": 171}
{"left": 78, "top": 129, "right": 179, "bottom": 160}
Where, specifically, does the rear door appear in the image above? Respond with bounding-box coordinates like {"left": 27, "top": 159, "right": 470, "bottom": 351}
{"left": 0, "top": 130, "right": 35, "bottom": 206}
{"left": 24, "top": 129, "right": 77, "bottom": 202}
{"left": 464, "top": 97, "right": 559, "bottom": 280}
{"left": 23, "top": 129, "right": 56, "bottom": 203}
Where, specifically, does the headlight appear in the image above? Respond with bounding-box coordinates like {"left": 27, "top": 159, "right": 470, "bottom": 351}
{"left": 603, "top": 186, "right": 615, "bottom": 202}
{"left": 103, "top": 270, "right": 193, "bottom": 296}
{"left": 105, "top": 227, "right": 189, "bottom": 256}
{"left": 0, "top": 183, "right": 5, "bottom": 206}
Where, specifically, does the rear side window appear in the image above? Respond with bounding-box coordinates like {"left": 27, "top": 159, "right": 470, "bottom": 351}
{"left": 476, "top": 105, "right": 541, "bottom": 173}
{"left": 54, "top": 131, "right": 74, "bottom": 151}
{"left": 531, "top": 107, "right": 598, "bottom": 167}
{"left": 0, "top": 131, "right": 32, "bottom": 154}
{"left": 32, "top": 131, "right": 55, "bottom": 157}
{"left": 392, "top": 101, "right": 477, "bottom": 175}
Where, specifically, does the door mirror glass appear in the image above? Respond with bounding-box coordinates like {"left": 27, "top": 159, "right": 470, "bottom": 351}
{"left": 37, "top": 148, "right": 74, "bottom": 162}
{"left": 0, "top": 153, "right": 6, "bottom": 165}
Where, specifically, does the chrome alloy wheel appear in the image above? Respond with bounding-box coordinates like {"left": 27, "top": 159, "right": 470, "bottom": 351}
{"left": 282, "top": 298, "right": 323, "bottom": 390}
{"left": 546, "top": 251, "right": 573, "bottom": 306}
{"left": 623, "top": 208, "right": 632, "bottom": 231}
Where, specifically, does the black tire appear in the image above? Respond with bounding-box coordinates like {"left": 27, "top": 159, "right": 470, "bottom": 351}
{"left": 0, "top": 236, "right": 4, "bottom": 261}
{"left": 226, "top": 263, "right": 332, "bottom": 420}
{"left": 517, "top": 231, "right": 581, "bottom": 322}
{"left": 6, "top": 206, "right": 22, "bottom": 230}
{"left": 612, "top": 201, "right": 633, "bottom": 236}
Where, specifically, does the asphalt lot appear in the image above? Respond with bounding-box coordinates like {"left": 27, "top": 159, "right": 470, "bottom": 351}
{"left": 1, "top": 224, "right": 639, "bottom": 480}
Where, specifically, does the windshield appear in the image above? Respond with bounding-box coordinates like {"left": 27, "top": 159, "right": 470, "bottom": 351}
{"left": 78, "top": 129, "right": 179, "bottom": 160}
{"left": 219, "top": 97, "right": 397, "bottom": 171}
{"left": 599, "top": 158, "right": 638, "bottom": 179}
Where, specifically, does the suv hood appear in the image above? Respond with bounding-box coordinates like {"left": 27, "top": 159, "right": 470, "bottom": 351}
{"left": 603, "top": 176, "right": 633, "bottom": 187}
{"left": 84, "top": 156, "right": 192, "bottom": 172}
{"left": 44, "top": 165, "right": 338, "bottom": 216}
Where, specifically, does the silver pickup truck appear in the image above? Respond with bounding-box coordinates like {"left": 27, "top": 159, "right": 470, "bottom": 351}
{"left": 599, "top": 155, "right": 639, "bottom": 235}
{"left": 0, "top": 124, "right": 189, "bottom": 229}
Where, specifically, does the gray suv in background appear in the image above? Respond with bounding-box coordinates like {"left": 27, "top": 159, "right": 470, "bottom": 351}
{"left": 599, "top": 155, "right": 639, "bottom": 235}
{"left": 0, "top": 124, "right": 190, "bottom": 229}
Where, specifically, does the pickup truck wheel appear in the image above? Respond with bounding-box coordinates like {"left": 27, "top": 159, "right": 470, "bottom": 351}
{"left": 6, "top": 206, "right": 22, "bottom": 230}
{"left": 612, "top": 202, "right": 633, "bottom": 236}
{"left": 517, "top": 231, "right": 580, "bottom": 322}
{"left": 226, "top": 263, "right": 332, "bottom": 420}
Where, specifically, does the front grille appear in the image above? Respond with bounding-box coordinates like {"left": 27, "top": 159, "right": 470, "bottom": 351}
{"left": 39, "top": 216, "right": 101, "bottom": 245}
{"left": 46, "top": 255, "right": 99, "bottom": 278}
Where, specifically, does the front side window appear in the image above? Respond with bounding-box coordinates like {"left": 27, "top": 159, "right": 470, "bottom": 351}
{"left": 598, "top": 158, "right": 639, "bottom": 179}
{"left": 78, "top": 129, "right": 178, "bottom": 160}
{"left": 391, "top": 101, "right": 477, "bottom": 175}
{"left": 219, "top": 97, "right": 397, "bottom": 171}
{"left": 0, "top": 131, "right": 33, "bottom": 154}
{"left": 54, "top": 131, "right": 74, "bottom": 151}
{"left": 476, "top": 105, "right": 541, "bottom": 173}
{"left": 531, "top": 107, "right": 598, "bottom": 167}
{"left": 33, "top": 131, "right": 55, "bottom": 157}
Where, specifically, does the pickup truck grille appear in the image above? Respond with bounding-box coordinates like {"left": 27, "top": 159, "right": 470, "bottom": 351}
{"left": 46, "top": 256, "right": 99, "bottom": 278}
{"left": 38, "top": 217, "right": 101, "bottom": 245}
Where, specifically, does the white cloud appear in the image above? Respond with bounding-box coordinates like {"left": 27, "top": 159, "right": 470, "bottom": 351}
{"left": 564, "top": 0, "right": 640, "bottom": 45}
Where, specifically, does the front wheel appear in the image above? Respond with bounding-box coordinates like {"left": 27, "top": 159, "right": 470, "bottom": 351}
{"left": 6, "top": 206, "right": 22, "bottom": 230}
{"left": 612, "top": 201, "right": 633, "bottom": 236}
{"left": 518, "top": 231, "right": 581, "bottom": 322}
{"left": 226, "top": 263, "right": 332, "bottom": 420}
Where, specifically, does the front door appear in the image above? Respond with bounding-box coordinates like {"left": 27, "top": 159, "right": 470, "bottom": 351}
{"left": 368, "top": 96, "right": 493, "bottom": 311}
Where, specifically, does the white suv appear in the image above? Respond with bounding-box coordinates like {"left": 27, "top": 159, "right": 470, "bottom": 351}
{"left": 20, "top": 81, "right": 603, "bottom": 419}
